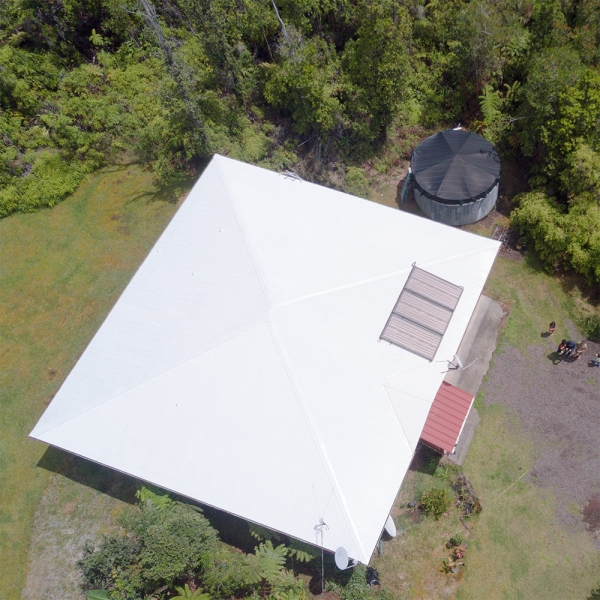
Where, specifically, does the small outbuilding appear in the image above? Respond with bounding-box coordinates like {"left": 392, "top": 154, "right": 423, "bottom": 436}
{"left": 410, "top": 128, "right": 501, "bottom": 226}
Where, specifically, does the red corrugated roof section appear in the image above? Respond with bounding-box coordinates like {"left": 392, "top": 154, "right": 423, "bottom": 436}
{"left": 420, "top": 381, "right": 474, "bottom": 453}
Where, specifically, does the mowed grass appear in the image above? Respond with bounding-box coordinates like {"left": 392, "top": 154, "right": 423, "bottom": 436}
{"left": 456, "top": 401, "right": 599, "bottom": 599}
{"left": 484, "top": 254, "right": 585, "bottom": 353}
{"left": 371, "top": 452, "right": 467, "bottom": 599}
{"left": 0, "top": 164, "right": 189, "bottom": 597}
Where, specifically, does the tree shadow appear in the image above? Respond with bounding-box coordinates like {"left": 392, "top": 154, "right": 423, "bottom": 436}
{"left": 557, "top": 268, "right": 600, "bottom": 308}
{"left": 395, "top": 179, "right": 426, "bottom": 217}
{"left": 150, "top": 172, "right": 199, "bottom": 205}
{"left": 522, "top": 249, "right": 549, "bottom": 274}
{"left": 495, "top": 156, "right": 530, "bottom": 217}
{"left": 123, "top": 159, "right": 210, "bottom": 208}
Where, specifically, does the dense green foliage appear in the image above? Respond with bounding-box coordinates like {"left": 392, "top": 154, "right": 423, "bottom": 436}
{"left": 1, "top": 0, "right": 600, "bottom": 280}
{"left": 77, "top": 487, "right": 312, "bottom": 599}
{"left": 326, "top": 565, "right": 393, "bottom": 600}
{"left": 511, "top": 191, "right": 600, "bottom": 285}
{"left": 588, "top": 584, "right": 600, "bottom": 600}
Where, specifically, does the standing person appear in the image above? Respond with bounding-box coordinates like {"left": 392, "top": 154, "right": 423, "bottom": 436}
{"left": 574, "top": 341, "right": 588, "bottom": 360}
{"left": 591, "top": 354, "right": 600, "bottom": 367}
{"left": 549, "top": 321, "right": 556, "bottom": 336}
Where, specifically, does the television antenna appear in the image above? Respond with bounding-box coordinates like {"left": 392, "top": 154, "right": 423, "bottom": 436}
{"left": 440, "top": 354, "right": 478, "bottom": 374}
{"left": 314, "top": 519, "right": 328, "bottom": 595}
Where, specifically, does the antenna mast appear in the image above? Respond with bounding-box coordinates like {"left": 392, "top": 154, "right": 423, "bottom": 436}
{"left": 314, "top": 518, "right": 328, "bottom": 596}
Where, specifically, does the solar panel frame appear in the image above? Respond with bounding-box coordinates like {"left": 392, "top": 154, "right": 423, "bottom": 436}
{"left": 380, "top": 266, "right": 463, "bottom": 361}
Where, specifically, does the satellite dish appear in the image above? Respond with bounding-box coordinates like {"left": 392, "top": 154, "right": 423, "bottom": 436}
{"left": 335, "top": 547, "right": 349, "bottom": 570}
{"left": 384, "top": 515, "right": 397, "bottom": 537}
{"left": 454, "top": 354, "right": 463, "bottom": 369}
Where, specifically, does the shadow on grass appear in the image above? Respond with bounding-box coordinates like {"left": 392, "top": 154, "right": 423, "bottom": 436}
{"left": 149, "top": 174, "right": 197, "bottom": 205}
{"left": 144, "top": 158, "right": 211, "bottom": 206}
{"left": 522, "top": 249, "right": 549, "bottom": 275}
{"left": 37, "top": 446, "right": 138, "bottom": 504}
{"left": 37, "top": 448, "right": 258, "bottom": 550}
{"left": 37, "top": 446, "right": 340, "bottom": 587}
{"left": 521, "top": 241, "right": 600, "bottom": 309}
{"left": 409, "top": 443, "right": 441, "bottom": 475}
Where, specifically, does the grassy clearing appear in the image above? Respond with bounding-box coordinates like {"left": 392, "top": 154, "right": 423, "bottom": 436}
{"left": 0, "top": 164, "right": 188, "bottom": 598}
{"left": 484, "top": 255, "right": 585, "bottom": 352}
{"left": 457, "top": 254, "right": 600, "bottom": 599}
{"left": 22, "top": 450, "right": 139, "bottom": 600}
{"left": 457, "top": 400, "right": 599, "bottom": 600}
{"left": 371, "top": 450, "right": 467, "bottom": 599}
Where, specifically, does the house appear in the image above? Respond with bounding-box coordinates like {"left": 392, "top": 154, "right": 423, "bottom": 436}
{"left": 30, "top": 155, "right": 500, "bottom": 564}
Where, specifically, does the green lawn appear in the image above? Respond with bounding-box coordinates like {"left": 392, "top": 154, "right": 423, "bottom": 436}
{"left": 0, "top": 164, "right": 189, "bottom": 598}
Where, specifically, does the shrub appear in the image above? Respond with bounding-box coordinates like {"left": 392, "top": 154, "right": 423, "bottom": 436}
{"left": 511, "top": 191, "right": 600, "bottom": 284}
{"left": 77, "top": 487, "right": 243, "bottom": 599}
{"left": 588, "top": 584, "right": 600, "bottom": 600}
{"left": 448, "top": 533, "right": 466, "bottom": 547}
{"left": 126, "top": 502, "right": 217, "bottom": 590}
{"left": 345, "top": 167, "right": 370, "bottom": 198}
{"left": 420, "top": 488, "right": 453, "bottom": 520}
{"left": 580, "top": 314, "right": 600, "bottom": 342}
{"left": 77, "top": 536, "right": 141, "bottom": 591}
{"left": 326, "top": 564, "right": 372, "bottom": 600}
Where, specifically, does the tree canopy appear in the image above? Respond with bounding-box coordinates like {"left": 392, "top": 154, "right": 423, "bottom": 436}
{"left": 1, "top": 0, "right": 600, "bottom": 281}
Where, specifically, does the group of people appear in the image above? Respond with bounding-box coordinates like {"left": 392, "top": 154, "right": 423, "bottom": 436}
{"left": 549, "top": 321, "right": 600, "bottom": 365}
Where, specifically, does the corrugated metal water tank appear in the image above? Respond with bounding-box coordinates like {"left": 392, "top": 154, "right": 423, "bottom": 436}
{"left": 410, "top": 129, "right": 501, "bottom": 226}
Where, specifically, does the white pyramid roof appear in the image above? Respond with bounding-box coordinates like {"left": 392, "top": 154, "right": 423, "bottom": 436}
{"left": 31, "top": 155, "right": 499, "bottom": 563}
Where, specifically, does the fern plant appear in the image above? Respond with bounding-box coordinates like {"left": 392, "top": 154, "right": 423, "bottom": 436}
{"left": 245, "top": 541, "right": 288, "bottom": 584}
{"left": 172, "top": 584, "right": 210, "bottom": 599}
{"left": 248, "top": 524, "right": 316, "bottom": 563}
{"left": 479, "top": 84, "right": 502, "bottom": 123}
{"left": 249, "top": 523, "right": 282, "bottom": 542}
{"left": 135, "top": 486, "right": 173, "bottom": 510}
{"left": 287, "top": 539, "right": 318, "bottom": 563}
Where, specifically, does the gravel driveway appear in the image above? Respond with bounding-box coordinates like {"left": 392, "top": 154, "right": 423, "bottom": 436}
{"left": 482, "top": 333, "right": 600, "bottom": 546}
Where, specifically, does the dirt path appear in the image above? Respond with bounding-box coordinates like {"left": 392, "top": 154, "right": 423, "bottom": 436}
{"left": 482, "top": 335, "right": 600, "bottom": 546}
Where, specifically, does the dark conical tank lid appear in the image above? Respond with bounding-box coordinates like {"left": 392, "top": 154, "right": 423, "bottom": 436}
{"left": 410, "top": 129, "right": 501, "bottom": 204}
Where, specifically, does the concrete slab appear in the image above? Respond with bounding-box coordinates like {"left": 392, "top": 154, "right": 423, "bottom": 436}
{"left": 447, "top": 406, "right": 480, "bottom": 466}
{"left": 444, "top": 295, "right": 504, "bottom": 396}
{"left": 443, "top": 295, "right": 504, "bottom": 465}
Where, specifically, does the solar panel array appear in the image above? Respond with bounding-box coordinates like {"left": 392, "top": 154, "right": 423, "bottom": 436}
{"left": 380, "top": 266, "right": 463, "bottom": 361}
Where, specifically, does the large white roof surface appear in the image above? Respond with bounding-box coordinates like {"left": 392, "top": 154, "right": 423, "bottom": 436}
{"left": 31, "top": 155, "right": 500, "bottom": 563}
